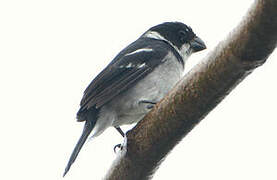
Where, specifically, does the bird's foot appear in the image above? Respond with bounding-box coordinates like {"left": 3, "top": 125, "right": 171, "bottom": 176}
{"left": 113, "top": 143, "right": 123, "bottom": 153}
{"left": 139, "top": 100, "right": 157, "bottom": 109}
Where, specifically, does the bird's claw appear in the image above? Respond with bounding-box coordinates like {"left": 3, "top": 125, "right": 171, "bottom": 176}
{"left": 139, "top": 100, "right": 156, "bottom": 109}
{"left": 146, "top": 104, "right": 154, "bottom": 109}
{"left": 113, "top": 143, "right": 123, "bottom": 153}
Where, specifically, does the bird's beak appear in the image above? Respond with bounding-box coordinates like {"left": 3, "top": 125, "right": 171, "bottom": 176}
{"left": 190, "top": 36, "right": 206, "bottom": 52}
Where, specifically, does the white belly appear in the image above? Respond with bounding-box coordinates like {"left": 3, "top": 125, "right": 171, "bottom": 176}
{"left": 111, "top": 52, "right": 184, "bottom": 126}
{"left": 90, "top": 52, "right": 184, "bottom": 137}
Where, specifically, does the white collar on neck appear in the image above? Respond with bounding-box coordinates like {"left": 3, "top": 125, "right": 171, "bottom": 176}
{"left": 143, "top": 31, "right": 191, "bottom": 63}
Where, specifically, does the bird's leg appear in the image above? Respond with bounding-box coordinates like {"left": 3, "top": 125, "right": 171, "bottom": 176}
{"left": 115, "top": 127, "right": 125, "bottom": 137}
{"left": 139, "top": 100, "right": 157, "bottom": 109}
{"left": 114, "top": 127, "right": 125, "bottom": 152}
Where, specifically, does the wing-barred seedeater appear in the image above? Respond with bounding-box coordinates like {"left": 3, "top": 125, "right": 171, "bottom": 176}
{"left": 64, "top": 22, "right": 206, "bottom": 176}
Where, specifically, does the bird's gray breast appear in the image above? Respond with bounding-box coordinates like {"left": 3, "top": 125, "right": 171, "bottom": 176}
{"left": 109, "top": 52, "right": 184, "bottom": 126}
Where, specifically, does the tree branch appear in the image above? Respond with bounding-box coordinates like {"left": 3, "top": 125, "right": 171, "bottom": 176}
{"left": 104, "top": 0, "right": 277, "bottom": 179}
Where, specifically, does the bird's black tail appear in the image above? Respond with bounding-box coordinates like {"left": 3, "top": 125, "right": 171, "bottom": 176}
{"left": 63, "top": 119, "right": 94, "bottom": 177}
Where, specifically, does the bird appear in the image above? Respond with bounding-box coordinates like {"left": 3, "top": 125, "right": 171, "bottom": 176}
{"left": 63, "top": 21, "right": 206, "bottom": 176}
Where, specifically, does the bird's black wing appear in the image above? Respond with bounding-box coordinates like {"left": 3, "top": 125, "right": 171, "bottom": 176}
{"left": 77, "top": 38, "right": 171, "bottom": 120}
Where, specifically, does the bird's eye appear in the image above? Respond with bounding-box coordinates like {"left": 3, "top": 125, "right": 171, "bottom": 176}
{"left": 178, "top": 30, "right": 188, "bottom": 42}
{"left": 178, "top": 30, "right": 187, "bottom": 36}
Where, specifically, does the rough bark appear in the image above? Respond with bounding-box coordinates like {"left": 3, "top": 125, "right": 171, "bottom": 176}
{"left": 104, "top": 0, "right": 277, "bottom": 179}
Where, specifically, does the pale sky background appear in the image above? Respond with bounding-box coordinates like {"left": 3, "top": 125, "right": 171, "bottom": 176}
{"left": 0, "top": 0, "right": 276, "bottom": 180}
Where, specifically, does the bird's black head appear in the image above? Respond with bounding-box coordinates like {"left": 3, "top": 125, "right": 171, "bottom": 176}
{"left": 146, "top": 22, "right": 206, "bottom": 53}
